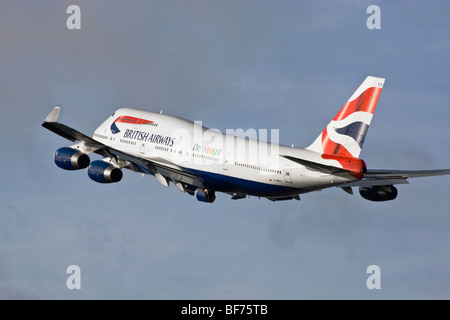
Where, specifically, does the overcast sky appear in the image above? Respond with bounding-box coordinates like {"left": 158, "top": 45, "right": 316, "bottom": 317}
{"left": 1, "top": 0, "right": 449, "bottom": 299}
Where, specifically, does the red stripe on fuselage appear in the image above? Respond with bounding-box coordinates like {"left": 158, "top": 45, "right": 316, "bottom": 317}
{"left": 114, "top": 116, "right": 154, "bottom": 125}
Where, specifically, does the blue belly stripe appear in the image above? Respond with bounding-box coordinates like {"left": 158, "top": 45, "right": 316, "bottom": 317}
{"left": 185, "top": 168, "right": 303, "bottom": 197}
{"left": 130, "top": 163, "right": 304, "bottom": 197}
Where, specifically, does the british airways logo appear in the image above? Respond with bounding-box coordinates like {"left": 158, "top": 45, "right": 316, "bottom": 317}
{"left": 110, "top": 115, "right": 158, "bottom": 134}
{"left": 123, "top": 129, "right": 175, "bottom": 147}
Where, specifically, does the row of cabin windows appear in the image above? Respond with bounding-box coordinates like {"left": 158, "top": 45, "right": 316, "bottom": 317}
{"left": 118, "top": 141, "right": 280, "bottom": 175}
{"left": 154, "top": 145, "right": 183, "bottom": 154}
{"left": 120, "top": 139, "right": 136, "bottom": 145}
{"left": 155, "top": 145, "right": 169, "bottom": 152}
{"left": 142, "top": 122, "right": 158, "bottom": 127}
{"left": 193, "top": 153, "right": 219, "bottom": 162}
{"left": 235, "top": 162, "right": 281, "bottom": 174}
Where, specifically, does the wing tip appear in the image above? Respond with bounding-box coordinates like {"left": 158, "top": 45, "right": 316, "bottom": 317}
{"left": 43, "top": 107, "right": 61, "bottom": 123}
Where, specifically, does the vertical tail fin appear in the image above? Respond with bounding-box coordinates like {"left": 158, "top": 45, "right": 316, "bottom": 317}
{"left": 306, "top": 76, "right": 385, "bottom": 158}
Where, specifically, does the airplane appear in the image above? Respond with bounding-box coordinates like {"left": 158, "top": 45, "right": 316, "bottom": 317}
{"left": 42, "top": 76, "right": 450, "bottom": 203}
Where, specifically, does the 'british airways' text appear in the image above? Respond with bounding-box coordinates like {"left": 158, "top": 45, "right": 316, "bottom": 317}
{"left": 123, "top": 129, "right": 175, "bottom": 147}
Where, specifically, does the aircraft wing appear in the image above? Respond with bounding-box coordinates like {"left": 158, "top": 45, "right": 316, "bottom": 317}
{"left": 42, "top": 120, "right": 104, "bottom": 149}
{"left": 42, "top": 107, "right": 205, "bottom": 189}
{"left": 338, "top": 169, "right": 450, "bottom": 188}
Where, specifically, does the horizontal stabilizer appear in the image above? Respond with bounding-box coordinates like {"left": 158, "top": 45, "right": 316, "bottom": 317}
{"left": 365, "top": 169, "right": 450, "bottom": 178}
{"left": 281, "top": 155, "right": 348, "bottom": 175}
{"left": 339, "top": 169, "right": 450, "bottom": 188}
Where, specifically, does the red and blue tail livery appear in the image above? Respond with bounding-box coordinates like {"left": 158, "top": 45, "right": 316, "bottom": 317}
{"left": 42, "top": 76, "right": 450, "bottom": 203}
{"left": 307, "top": 76, "right": 383, "bottom": 158}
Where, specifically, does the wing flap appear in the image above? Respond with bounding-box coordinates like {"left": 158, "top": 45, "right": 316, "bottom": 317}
{"left": 108, "top": 148, "right": 204, "bottom": 188}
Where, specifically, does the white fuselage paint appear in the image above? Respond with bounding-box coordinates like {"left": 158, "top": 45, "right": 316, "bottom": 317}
{"left": 92, "top": 108, "right": 357, "bottom": 197}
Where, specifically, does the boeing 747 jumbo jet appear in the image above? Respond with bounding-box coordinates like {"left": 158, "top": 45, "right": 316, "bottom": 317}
{"left": 42, "top": 76, "right": 449, "bottom": 203}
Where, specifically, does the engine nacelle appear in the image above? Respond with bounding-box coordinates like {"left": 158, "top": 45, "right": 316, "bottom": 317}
{"left": 359, "top": 185, "right": 398, "bottom": 202}
{"left": 196, "top": 188, "right": 216, "bottom": 203}
{"left": 54, "top": 147, "right": 90, "bottom": 170}
{"left": 87, "top": 160, "right": 123, "bottom": 183}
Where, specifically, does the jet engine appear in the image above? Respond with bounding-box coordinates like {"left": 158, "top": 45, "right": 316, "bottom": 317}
{"left": 359, "top": 185, "right": 398, "bottom": 202}
{"left": 196, "top": 188, "right": 216, "bottom": 203}
{"left": 54, "top": 147, "right": 90, "bottom": 170}
{"left": 87, "top": 160, "right": 123, "bottom": 183}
